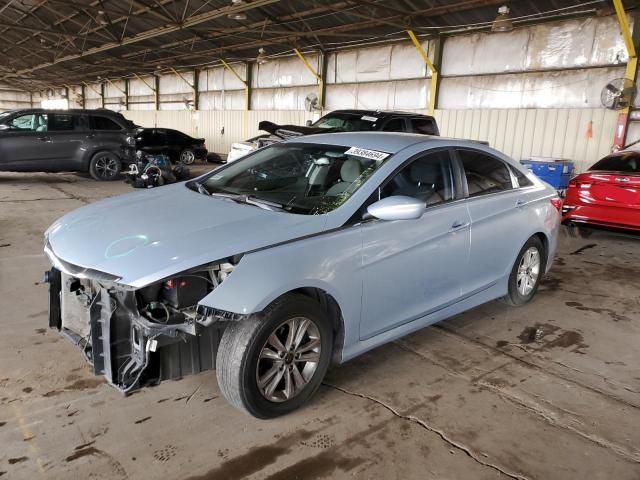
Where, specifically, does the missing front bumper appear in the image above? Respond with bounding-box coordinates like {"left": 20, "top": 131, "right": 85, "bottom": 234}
{"left": 46, "top": 267, "right": 225, "bottom": 394}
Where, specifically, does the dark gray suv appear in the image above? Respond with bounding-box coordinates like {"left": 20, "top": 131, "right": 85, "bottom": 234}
{"left": 0, "top": 109, "right": 137, "bottom": 180}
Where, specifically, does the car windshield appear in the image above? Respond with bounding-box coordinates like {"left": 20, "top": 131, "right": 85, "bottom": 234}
{"left": 590, "top": 152, "right": 640, "bottom": 173}
{"left": 195, "top": 143, "right": 391, "bottom": 215}
{"left": 312, "top": 113, "right": 380, "bottom": 131}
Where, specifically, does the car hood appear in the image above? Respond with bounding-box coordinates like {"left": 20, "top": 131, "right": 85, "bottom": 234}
{"left": 45, "top": 183, "right": 328, "bottom": 288}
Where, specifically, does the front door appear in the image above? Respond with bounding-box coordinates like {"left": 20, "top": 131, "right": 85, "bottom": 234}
{"left": 359, "top": 149, "right": 471, "bottom": 340}
{"left": 0, "top": 112, "right": 51, "bottom": 169}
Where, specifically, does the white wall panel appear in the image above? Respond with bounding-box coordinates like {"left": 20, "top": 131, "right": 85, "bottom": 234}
{"left": 327, "top": 40, "right": 432, "bottom": 83}
{"left": 325, "top": 79, "right": 428, "bottom": 110}
{"left": 199, "top": 64, "right": 247, "bottom": 91}
{"left": 251, "top": 86, "right": 317, "bottom": 110}
{"left": 159, "top": 71, "right": 194, "bottom": 94}
{"left": 129, "top": 76, "right": 155, "bottom": 96}
{"left": 439, "top": 67, "right": 624, "bottom": 109}
{"left": 252, "top": 54, "right": 319, "bottom": 88}
{"left": 442, "top": 15, "right": 628, "bottom": 76}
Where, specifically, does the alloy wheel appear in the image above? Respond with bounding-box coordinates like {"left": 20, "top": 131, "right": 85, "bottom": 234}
{"left": 95, "top": 156, "right": 119, "bottom": 179}
{"left": 256, "top": 317, "right": 321, "bottom": 403}
{"left": 517, "top": 246, "right": 540, "bottom": 296}
{"left": 180, "top": 150, "right": 195, "bottom": 164}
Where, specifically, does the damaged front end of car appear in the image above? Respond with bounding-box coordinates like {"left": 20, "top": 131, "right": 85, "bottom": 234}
{"left": 44, "top": 243, "right": 245, "bottom": 394}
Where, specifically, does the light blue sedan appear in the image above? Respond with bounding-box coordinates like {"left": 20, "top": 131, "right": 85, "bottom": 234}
{"left": 44, "top": 132, "right": 560, "bottom": 418}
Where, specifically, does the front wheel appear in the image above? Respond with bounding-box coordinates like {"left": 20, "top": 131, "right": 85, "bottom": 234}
{"left": 501, "top": 236, "right": 546, "bottom": 306}
{"left": 89, "top": 152, "right": 121, "bottom": 181}
{"left": 216, "top": 294, "right": 333, "bottom": 418}
{"left": 179, "top": 149, "right": 196, "bottom": 165}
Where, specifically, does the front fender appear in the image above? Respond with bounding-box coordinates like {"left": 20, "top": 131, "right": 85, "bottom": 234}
{"left": 198, "top": 225, "right": 364, "bottom": 352}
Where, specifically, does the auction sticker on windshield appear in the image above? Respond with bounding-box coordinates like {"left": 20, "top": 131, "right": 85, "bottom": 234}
{"left": 345, "top": 146, "right": 390, "bottom": 161}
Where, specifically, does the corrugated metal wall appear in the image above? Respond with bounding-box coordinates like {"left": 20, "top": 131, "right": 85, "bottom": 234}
{"left": 433, "top": 108, "right": 618, "bottom": 172}
{"left": 123, "top": 107, "right": 613, "bottom": 171}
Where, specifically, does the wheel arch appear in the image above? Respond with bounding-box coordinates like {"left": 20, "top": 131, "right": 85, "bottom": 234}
{"left": 84, "top": 148, "right": 122, "bottom": 171}
{"left": 531, "top": 231, "right": 550, "bottom": 268}
{"left": 266, "top": 287, "right": 345, "bottom": 365}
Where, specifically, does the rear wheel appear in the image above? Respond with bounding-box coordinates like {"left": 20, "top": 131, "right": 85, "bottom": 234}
{"left": 216, "top": 294, "right": 333, "bottom": 418}
{"left": 179, "top": 149, "right": 196, "bottom": 165}
{"left": 89, "top": 152, "right": 121, "bottom": 181}
{"left": 501, "top": 236, "right": 546, "bottom": 306}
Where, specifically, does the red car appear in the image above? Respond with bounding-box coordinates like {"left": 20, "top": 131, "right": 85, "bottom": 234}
{"left": 562, "top": 150, "right": 640, "bottom": 232}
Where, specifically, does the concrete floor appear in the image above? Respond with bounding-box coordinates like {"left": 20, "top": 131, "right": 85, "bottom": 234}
{"left": 1, "top": 168, "right": 639, "bottom": 480}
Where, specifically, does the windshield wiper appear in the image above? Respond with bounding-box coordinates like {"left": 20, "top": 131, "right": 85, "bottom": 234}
{"left": 210, "top": 192, "right": 283, "bottom": 211}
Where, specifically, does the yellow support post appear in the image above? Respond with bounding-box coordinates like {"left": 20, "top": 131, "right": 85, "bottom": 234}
{"left": 293, "top": 48, "right": 324, "bottom": 109}
{"left": 612, "top": 0, "right": 637, "bottom": 148}
{"left": 407, "top": 30, "right": 438, "bottom": 115}
{"left": 221, "top": 59, "right": 250, "bottom": 110}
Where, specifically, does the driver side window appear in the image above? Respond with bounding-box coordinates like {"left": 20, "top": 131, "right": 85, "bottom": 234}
{"left": 9, "top": 113, "right": 48, "bottom": 132}
{"left": 380, "top": 150, "right": 455, "bottom": 207}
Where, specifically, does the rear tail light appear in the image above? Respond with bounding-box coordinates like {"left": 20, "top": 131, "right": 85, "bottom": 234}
{"left": 550, "top": 197, "right": 562, "bottom": 211}
{"left": 568, "top": 177, "right": 591, "bottom": 189}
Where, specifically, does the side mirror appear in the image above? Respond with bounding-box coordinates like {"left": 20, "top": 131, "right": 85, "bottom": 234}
{"left": 366, "top": 196, "right": 426, "bottom": 221}
{"left": 305, "top": 120, "right": 313, "bottom": 126}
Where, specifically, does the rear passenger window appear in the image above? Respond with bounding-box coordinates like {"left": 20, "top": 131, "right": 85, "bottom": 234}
{"left": 511, "top": 166, "right": 533, "bottom": 187}
{"left": 381, "top": 150, "right": 455, "bottom": 207}
{"left": 410, "top": 118, "right": 437, "bottom": 135}
{"left": 91, "top": 116, "right": 122, "bottom": 131}
{"left": 458, "top": 149, "right": 513, "bottom": 197}
{"left": 381, "top": 118, "right": 405, "bottom": 132}
{"left": 48, "top": 114, "right": 76, "bottom": 131}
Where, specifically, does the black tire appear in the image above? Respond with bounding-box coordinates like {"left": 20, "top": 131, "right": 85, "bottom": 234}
{"left": 566, "top": 223, "right": 593, "bottom": 239}
{"left": 216, "top": 294, "right": 333, "bottom": 418}
{"left": 206, "top": 152, "right": 222, "bottom": 164}
{"left": 89, "top": 152, "right": 122, "bottom": 181}
{"left": 179, "top": 149, "right": 196, "bottom": 165}
{"left": 501, "top": 236, "right": 546, "bottom": 306}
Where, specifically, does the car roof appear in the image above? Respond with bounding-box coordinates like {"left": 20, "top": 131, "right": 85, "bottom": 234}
{"left": 325, "top": 109, "right": 435, "bottom": 119}
{"left": 4, "top": 108, "right": 126, "bottom": 117}
{"left": 286, "top": 131, "right": 490, "bottom": 154}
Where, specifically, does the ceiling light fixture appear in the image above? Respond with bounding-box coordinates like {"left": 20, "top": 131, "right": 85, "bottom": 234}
{"left": 96, "top": 10, "right": 108, "bottom": 26}
{"left": 256, "top": 47, "right": 268, "bottom": 65}
{"left": 228, "top": 0, "right": 247, "bottom": 20}
{"left": 491, "top": 5, "right": 513, "bottom": 33}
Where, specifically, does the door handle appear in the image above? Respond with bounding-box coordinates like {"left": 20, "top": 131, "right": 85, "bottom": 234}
{"left": 449, "top": 220, "right": 470, "bottom": 232}
{"left": 616, "top": 177, "right": 630, "bottom": 183}
{"left": 516, "top": 198, "right": 527, "bottom": 208}
{"left": 38, "top": 136, "right": 51, "bottom": 142}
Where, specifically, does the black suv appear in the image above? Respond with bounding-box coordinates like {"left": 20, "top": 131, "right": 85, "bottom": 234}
{"left": 0, "top": 108, "right": 137, "bottom": 180}
{"left": 228, "top": 109, "right": 440, "bottom": 163}
{"left": 307, "top": 109, "right": 439, "bottom": 135}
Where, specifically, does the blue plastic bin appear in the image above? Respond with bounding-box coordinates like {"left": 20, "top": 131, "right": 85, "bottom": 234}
{"left": 520, "top": 157, "right": 575, "bottom": 189}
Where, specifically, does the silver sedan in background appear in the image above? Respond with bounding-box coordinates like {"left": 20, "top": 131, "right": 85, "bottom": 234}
{"left": 44, "top": 132, "right": 560, "bottom": 418}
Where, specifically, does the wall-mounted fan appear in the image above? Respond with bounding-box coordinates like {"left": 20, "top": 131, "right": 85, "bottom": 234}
{"left": 601, "top": 78, "right": 636, "bottom": 109}
{"left": 304, "top": 92, "right": 320, "bottom": 112}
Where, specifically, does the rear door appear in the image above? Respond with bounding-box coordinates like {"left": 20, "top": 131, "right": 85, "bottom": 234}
{"left": 46, "top": 113, "right": 87, "bottom": 170}
{"left": 0, "top": 112, "right": 51, "bottom": 169}
{"left": 456, "top": 148, "right": 532, "bottom": 296}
